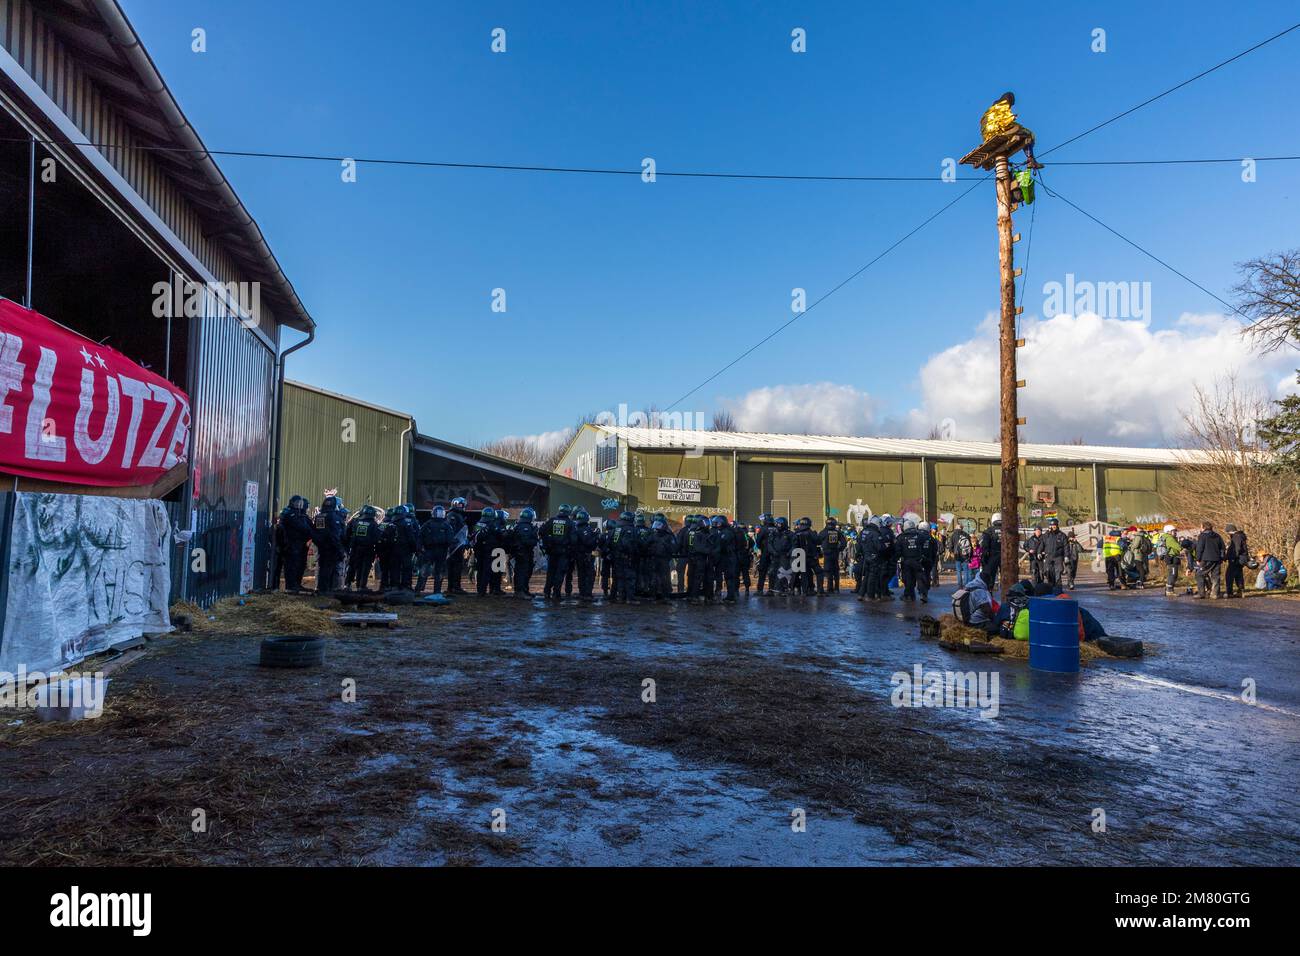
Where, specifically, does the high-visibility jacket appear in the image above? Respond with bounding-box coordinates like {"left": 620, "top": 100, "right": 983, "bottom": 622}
{"left": 1156, "top": 532, "right": 1182, "bottom": 558}
{"left": 1102, "top": 534, "right": 1123, "bottom": 559}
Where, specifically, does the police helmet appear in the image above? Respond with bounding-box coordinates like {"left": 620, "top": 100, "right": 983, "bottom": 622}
{"left": 652, "top": 517, "right": 667, "bottom": 531}
{"left": 391, "top": 504, "right": 408, "bottom": 517}
{"left": 796, "top": 516, "right": 811, "bottom": 529}
{"left": 499, "top": 509, "right": 511, "bottom": 521}
{"left": 619, "top": 511, "right": 635, "bottom": 523}
{"left": 289, "top": 495, "right": 307, "bottom": 511}
{"left": 990, "top": 512, "right": 1002, "bottom": 525}
{"left": 433, "top": 505, "right": 446, "bottom": 519}
{"left": 574, "top": 508, "right": 589, "bottom": 522}
{"left": 557, "top": 503, "right": 571, "bottom": 516}
{"left": 520, "top": 507, "right": 536, "bottom": 522}
{"left": 826, "top": 517, "right": 838, "bottom": 527}
{"left": 904, "top": 518, "right": 918, "bottom": 530}
{"left": 604, "top": 518, "right": 616, "bottom": 530}
{"left": 481, "top": 507, "right": 496, "bottom": 519}
{"left": 869, "top": 516, "right": 883, "bottom": 527}
{"left": 322, "top": 495, "right": 339, "bottom": 511}
{"left": 775, "top": 516, "right": 789, "bottom": 528}
{"left": 450, "top": 497, "right": 467, "bottom": 510}
{"left": 710, "top": 515, "right": 725, "bottom": 528}
{"left": 361, "top": 504, "right": 378, "bottom": 518}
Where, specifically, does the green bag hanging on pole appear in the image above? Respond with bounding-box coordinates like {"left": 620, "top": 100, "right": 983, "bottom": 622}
{"left": 1015, "top": 169, "right": 1035, "bottom": 204}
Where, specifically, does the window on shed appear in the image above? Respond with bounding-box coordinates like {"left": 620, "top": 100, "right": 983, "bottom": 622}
{"left": 596, "top": 440, "right": 618, "bottom": 472}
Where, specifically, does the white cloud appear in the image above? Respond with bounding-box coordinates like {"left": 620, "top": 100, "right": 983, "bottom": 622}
{"left": 912, "top": 311, "right": 1298, "bottom": 445}
{"left": 496, "top": 428, "right": 573, "bottom": 456}
{"left": 704, "top": 312, "right": 1297, "bottom": 446}
{"left": 717, "top": 382, "right": 885, "bottom": 435}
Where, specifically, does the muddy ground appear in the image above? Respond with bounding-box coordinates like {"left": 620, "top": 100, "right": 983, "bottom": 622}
{"left": 1, "top": 569, "right": 1297, "bottom": 866}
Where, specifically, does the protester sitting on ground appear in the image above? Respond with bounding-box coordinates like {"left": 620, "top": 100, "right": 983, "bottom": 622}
{"left": 1259, "top": 554, "right": 1288, "bottom": 591}
{"left": 963, "top": 574, "right": 999, "bottom": 635}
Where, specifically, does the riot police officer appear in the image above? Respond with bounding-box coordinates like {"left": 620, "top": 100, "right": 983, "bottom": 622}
{"left": 312, "top": 495, "right": 348, "bottom": 594}
{"left": 818, "top": 518, "right": 846, "bottom": 593}
{"left": 686, "top": 514, "right": 719, "bottom": 603}
{"left": 416, "top": 505, "right": 456, "bottom": 594}
{"left": 648, "top": 516, "right": 676, "bottom": 602}
{"left": 508, "top": 507, "right": 540, "bottom": 596}
{"left": 572, "top": 509, "right": 600, "bottom": 599}
{"left": 474, "top": 507, "right": 505, "bottom": 595}
{"left": 610, "top": 511, "right": 640, "bottom": 603}
{"left": 541, "top": 505, "right": 576, "bottom": 600}
{"left": 278, "top": 495, "right": 314, "bottom": 592}
{"left": 855, "top": 516, "right": 881, "bottom": 600}
{"left": 792, "top": 517, "right": 822, "bottom": 595}
{"left": 598, "top": 518, "right": 617, "bottom": 595}
{"left": 896, "top": 518, "right": 936, "bottom": 603}
{"left": 345, "top": 504, "right": 383, "bottom": 590}
{"left": 446, "top": 497, "right": 470, "bottom": 594}
{"left": 762, "top": 516, "right": 795, "bottom": 595}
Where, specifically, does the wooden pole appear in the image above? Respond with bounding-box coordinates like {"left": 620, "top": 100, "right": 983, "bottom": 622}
{"left": 995, "top": 155, "right": 1020, "bottom": 599}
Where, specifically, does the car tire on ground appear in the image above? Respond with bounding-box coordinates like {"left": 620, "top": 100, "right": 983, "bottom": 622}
{"left": 1097, "top": 635, "right": 1144, "bottom": 658}
{"left": 259, "top": 635, "right": 326, "bottom": 669}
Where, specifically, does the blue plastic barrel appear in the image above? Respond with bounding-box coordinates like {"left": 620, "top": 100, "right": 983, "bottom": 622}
{"left": 1027, "top": 597, "right": 1080, "bottom": 673}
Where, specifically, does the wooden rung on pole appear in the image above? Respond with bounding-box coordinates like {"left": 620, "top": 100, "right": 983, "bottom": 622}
{"left": 1016, "top": 379, "right": 1026, "bottom": 388}
{"left": 1012, "top": 233, "right": 1021, "bottom": 242}
{"left": 1016, "top": 417, "right": 1027, "bottom": 425}
{"left": 1015, "top": 338, "right": 1026, "bottom": 347}
{"left": 1015, "top": 306, "right": 1024, "bottom": 315}
{"left": 1013, "top": 268, "right": 1023, "bottom": 277}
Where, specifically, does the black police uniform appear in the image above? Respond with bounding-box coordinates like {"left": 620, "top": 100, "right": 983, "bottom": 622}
{"left": 542, "top": 513, "right": 576, "bottom": 599}
{"left": 278, "top": 505, "right": 315, "bottom": 591}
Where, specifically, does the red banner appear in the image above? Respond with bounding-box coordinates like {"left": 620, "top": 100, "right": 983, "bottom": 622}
{"left": 0, "top": 299, "right": 190, "bottom": 487}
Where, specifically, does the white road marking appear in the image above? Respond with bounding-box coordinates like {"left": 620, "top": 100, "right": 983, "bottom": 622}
{"left": 1119, "top": 673, "right": 1300, "bottom": 718}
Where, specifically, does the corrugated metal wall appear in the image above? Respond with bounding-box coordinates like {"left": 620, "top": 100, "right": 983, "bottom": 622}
{"left": 184, "top": 299, "right": 276, "bottom": 605}
{"left": 616, "top": 448, "right": 1176, "bottom": 529}
{"left": 277, "top": 383, "right": 411, "bottom": 510}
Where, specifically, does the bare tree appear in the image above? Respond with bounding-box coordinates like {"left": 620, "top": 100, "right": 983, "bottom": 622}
{"left": 711, "top": 410, "right": 738, "bottom": 432}
{"left": 1234, "top": 249, "right": 1300, "bottom": 352}
{"left": 926, "top": 424, "right": 943, "bottom": 440}
{"left": 1162, "top": 377, "right": 1300, "bottom": 560}
{"left": 478, "top": 435, "right": 562, "bottom": 470}
{"left": 480, "top": 413, "right": 600, "bottom": 472}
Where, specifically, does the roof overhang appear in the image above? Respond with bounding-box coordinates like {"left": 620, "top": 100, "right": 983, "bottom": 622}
{"left": 15, "top": 0, "right": 314, "bottom": 333}
{"left": 411, "top": 435, "right": 551, "bottom": 488}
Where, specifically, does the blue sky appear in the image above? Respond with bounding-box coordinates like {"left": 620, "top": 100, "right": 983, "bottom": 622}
{"left": 122, "top": 1, "right": 1300, "bottom": 447}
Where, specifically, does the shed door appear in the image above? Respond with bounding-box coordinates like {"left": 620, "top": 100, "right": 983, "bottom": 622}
{"left": 738, "top": 463, "right": 824, "bottom": 523}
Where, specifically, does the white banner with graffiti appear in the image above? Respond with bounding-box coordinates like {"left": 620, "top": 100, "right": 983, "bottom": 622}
{"left": 1, "top": 493, "right": 171, "bottom": 673}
